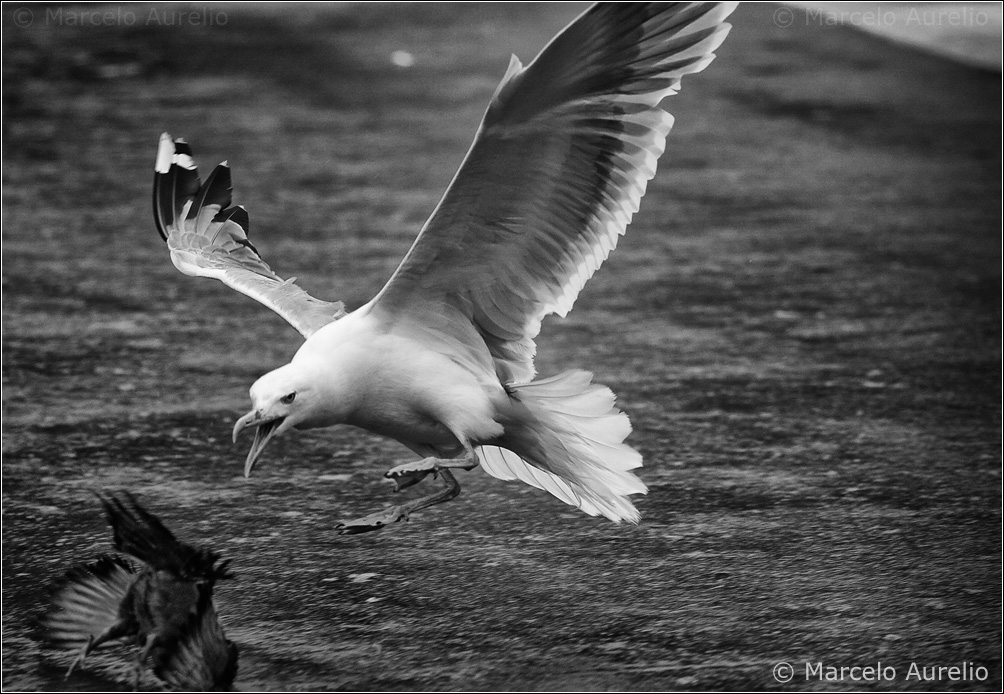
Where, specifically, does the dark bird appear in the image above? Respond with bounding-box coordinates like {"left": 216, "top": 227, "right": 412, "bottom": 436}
{"left": 47, "top": 492, "right": 238, "bottom": 691}
{"left": 152, "top": 3, "right": 737, "bottom": 533}
{"left": 153, "top": 589, "right": 240, "bottom": 692}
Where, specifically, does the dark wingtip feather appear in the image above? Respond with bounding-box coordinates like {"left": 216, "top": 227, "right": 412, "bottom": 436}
{"left": 212, "top": 205, "right": 260, "bottom": 257}
{"left": 99, "top": 491, "right": 233, "bottom": 585}
{"left": 63, "top": 553, "right": 137, "bottom": 584}
{"left": 100, "top": 491, "right": 183, "bottom": 568}
{"left": 188, "top": 163, "right": 234, "bottom": 224}
{"left": 218, "top": 204, "right": 250, "bottom": 234}
{"left": 153, "top": 133, "right": 201, "bottom": 241}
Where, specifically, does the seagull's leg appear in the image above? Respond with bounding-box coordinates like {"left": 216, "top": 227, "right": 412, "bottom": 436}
{"left": 338, "top": 450, "right": 479, "bottom": 534}
{"left": 337, "top": 470, "right": 463, "bottom": 534}
{"left": 384, "top": 455, "right": 479, "bottom": 492}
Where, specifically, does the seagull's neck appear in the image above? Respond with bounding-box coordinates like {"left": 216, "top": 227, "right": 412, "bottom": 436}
{"left": 286, "top": 313, "right": 378, "bottom": 428}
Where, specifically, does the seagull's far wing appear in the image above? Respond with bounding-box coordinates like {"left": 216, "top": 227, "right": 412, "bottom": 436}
{"left": 154, "top": 133, "right": 345, "bottom": 339}
{"left": 369, "top": 2, "right": 736, "bottom": 383}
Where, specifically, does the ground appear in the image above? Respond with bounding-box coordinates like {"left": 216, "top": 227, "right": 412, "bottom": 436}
{"left": 2, "top": 2, "right": 1000, "bottom": 691}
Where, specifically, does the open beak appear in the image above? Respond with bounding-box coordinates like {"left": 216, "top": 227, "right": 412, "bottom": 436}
{"left": 232, "top": 411, "right": 285, "bottom": 478}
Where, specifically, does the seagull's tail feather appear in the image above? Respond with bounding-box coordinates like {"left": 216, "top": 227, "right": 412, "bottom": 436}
{"left": 46, "top": 555, "right": 136, "bottom": 650}
{"left": 482, "top": 370, "right": 646, "bottom": 522}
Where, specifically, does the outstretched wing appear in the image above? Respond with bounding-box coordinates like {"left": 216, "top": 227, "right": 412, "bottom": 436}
{"left": 154, "top": 133, "right": 345, "bottom": 339}
{"left": 101, "top": 492, "right": 231, "bottom": 582}
{"left": 369, "top": 3, "right": 736, "bottom": 383}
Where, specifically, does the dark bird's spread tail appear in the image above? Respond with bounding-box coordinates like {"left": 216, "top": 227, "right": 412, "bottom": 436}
{"left": 46, "top": 555, "right": 137, "bottom": 652}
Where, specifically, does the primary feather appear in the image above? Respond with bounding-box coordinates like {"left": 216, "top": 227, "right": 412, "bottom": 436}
{"left": 154, "top": 134, "right": 346, "bottom": 338}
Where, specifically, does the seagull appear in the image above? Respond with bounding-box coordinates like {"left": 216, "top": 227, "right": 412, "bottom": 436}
{"left": 47, "top": 492, "right": 238, "bottom": 691}
{"left": 153, "top": 2, "right": 737, "bottom": 533}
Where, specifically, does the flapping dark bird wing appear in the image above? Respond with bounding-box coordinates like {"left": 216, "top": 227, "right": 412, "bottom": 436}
{"left": 101, "top": 491, "right": 231, "bottom": 582}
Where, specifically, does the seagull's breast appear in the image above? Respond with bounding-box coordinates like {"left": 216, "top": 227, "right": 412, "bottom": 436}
{"left": 296, "top": 311, "right": 506, "bottom": 449}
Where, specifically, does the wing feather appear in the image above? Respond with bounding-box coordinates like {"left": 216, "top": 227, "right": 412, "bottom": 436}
{"left": 154, "top": 591, "right": 238, "bottom": 691}
{"left": 154, "top": 133, "right": 345, "bottom": 339}
{"left": 368, "top": 2, "right": 736, "bottom": 383}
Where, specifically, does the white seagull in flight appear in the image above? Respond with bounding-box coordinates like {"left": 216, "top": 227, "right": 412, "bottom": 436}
{"left": 153, "top": 2, "right": 737, "bottom": 533}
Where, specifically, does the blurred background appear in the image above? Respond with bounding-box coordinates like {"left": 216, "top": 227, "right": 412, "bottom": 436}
{"left": 3, "top": 2, "right": 1000, "bottom": 691}
{"left": 788, "top": 2, "right": 1001, "bottom": 70}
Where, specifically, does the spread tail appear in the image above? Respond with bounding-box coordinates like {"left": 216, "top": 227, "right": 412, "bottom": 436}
{"left": 46, "top": 555, "right": 136, "bottom": 650}
{"left": 481, "top": 370, "right": 647, "bottom": 522}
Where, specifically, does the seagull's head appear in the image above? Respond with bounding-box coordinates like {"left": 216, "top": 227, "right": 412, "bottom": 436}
{"left": 232, "top": 363, "right": 317, "bottom": 477}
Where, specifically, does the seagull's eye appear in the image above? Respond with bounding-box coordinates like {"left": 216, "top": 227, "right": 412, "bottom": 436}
{"left": 280, "top": 392, "right": 296, "bottom": 405}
